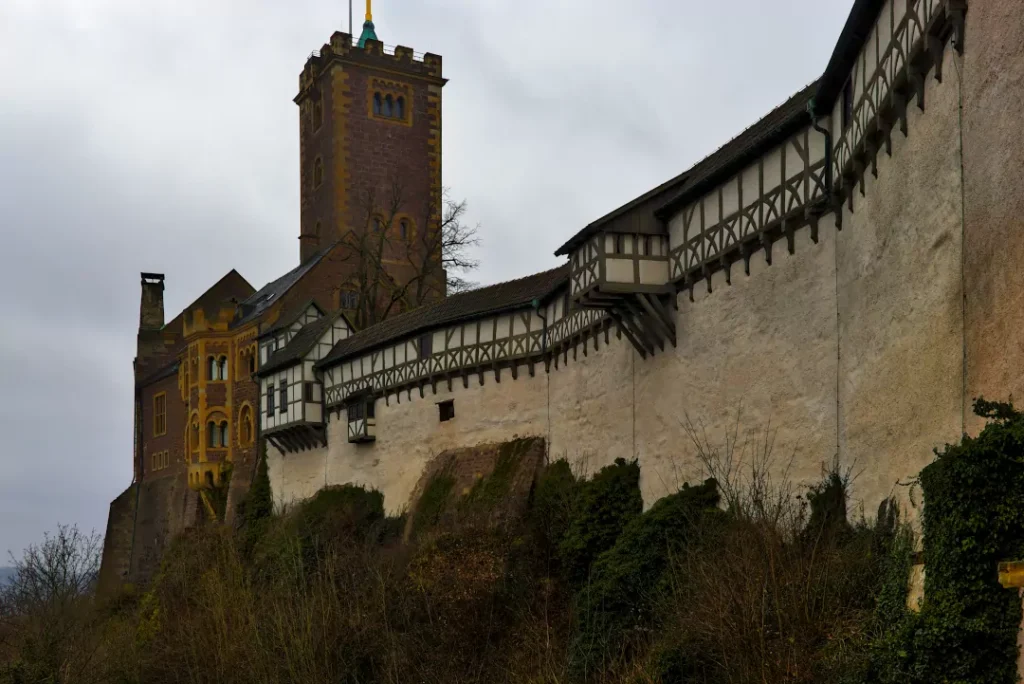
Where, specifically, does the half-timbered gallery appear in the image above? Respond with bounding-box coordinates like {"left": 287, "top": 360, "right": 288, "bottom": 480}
{"left": 263, "top": 0, "right": 1016, "bottom": 519}
{"left": 102, "top": 0, "right": 1024, "bottom": 591}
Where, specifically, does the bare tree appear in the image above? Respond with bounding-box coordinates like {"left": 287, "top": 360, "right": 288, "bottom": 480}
{"left": 336, "top": 181, "right": 480, "bottom": 329}
{"left": 0, "top": 525, "right": 105, "bottom": 683}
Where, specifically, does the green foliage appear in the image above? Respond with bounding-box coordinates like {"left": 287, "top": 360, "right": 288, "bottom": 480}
{"left": 528, "top": 458, "right": 579, "bottom": 560}
{"left": 295, "top": 483, "right": 385, "bottom": 547}
{"left": 571, "top": 479, "right": 721, "bottom": 677}
{"left": 411, "top": 468, "right": 456, "bottom": 537}
{"left": 907, "top": 398, "right": 1024, "bottom": 683}
{"left": 238, "top": 442, "right": 273, "bottom": 533}
{"left": 558, "top": 458, "right": 642, "bottom": 586}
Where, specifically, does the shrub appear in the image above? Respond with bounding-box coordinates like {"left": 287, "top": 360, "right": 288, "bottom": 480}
{"left": 558, "top": 458, "right": 642, "bottom": 586}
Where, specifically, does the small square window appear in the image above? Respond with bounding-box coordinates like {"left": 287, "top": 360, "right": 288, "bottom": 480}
{"left": 438, "top": 399, "right": 454, "bottom": 423}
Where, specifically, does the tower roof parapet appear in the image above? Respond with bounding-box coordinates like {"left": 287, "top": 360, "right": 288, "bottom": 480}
{"left": 295, "top": 31, "right": 444, "bottom": 103}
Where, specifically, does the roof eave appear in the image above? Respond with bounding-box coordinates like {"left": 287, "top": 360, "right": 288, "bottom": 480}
{"left": 653, "top": 109, "right": 811, "bottom": 220}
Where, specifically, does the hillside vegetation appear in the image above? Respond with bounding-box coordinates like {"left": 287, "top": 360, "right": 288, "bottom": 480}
{"left": 4, "top": 403, "right": 1024, "bottom": 683}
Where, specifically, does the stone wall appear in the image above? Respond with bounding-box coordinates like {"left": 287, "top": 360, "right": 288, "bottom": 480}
{"left": 96, "top": 484, "right": 137, "bottom": 595}
{"left": 270, "top": 39, "right": 977, "bottom": 522}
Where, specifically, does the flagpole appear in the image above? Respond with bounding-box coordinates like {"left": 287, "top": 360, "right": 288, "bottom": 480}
{"left": 349, "top": 0, "right": 353, "bottom": 35}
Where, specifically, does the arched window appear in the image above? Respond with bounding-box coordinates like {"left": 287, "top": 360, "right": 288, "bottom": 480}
{"left": 239, "top": 406, "right": 253, "bottom": 446}
{"left": 191, "top": 421, "right": 199, "bottom": 452}
{"left": 218, "top": 356, "right": 228, "bottom": 381}
{"left": 383, "top": 94, "right": 393, "bottom": 118}
{"left": 373, "top": 216, "right": 385, "bottom": 233}
{"left": 373, "top": 92, "right": 382, "bottom": 116}
{"left": 339, "top": 288, "right": 359, "bottom": 310}
{"left": 395, "top": 96, "right": 405, "bottom": 121}
{"left": 208, "top": 421, "right": 218, "bottom": 448}
{"left": 248, "top": 356, "right": 256, "bottom": 374}
{"left": 313, "top": 157, "right": 323, "bottom": 188}
{"left": 399, "top": 219, "right": 410, "bottom": 240}
{"left": 219, "top": 422, "right": 229, "bottom": 448}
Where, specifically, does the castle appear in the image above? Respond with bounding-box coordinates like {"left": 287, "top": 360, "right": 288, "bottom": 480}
{"left": 101, "top": 0, "right": 1024, "bottom": 591}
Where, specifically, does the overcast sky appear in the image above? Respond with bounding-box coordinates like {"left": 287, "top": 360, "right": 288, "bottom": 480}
{"left": 0, "top": 0, "right": 852, "bottom": 559}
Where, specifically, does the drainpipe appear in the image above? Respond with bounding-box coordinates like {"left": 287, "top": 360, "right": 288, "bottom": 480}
{"left": 533, "top": 298, "right": 547, "bottom": 352}
{"left": 807, "top": 97, "right": 834, "bottom": 205}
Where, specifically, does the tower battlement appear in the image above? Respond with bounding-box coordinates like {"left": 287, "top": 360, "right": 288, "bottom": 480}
{"left": 296, "top": 32, "right": 443, "bottom": 103}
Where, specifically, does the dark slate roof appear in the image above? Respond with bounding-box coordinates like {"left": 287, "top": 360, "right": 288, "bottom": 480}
{"left": 136, "top": 359, "right": 179, "bottom": 389}
{"left": 259, "top": 299, "right": 326, "bottom": 340}
{"left": 232, "top": 243, "right": 334, "bottom": 329}
{"left": 554, "top": 0, "right": 890, "bottom": 257}
{"left": 317, "top": 265, "right": 568, "bottom": 369}
{"left": 815, "top": 0, "right": 886, "bottom": 112}
{"left": 259, "top": 310, "right": 351, "bottom": 376}
{"left": 653, "top": 81, "right": 818, "bottom": 219}
{"left": 554, "top": 82, "right": 817, "bottom": 256}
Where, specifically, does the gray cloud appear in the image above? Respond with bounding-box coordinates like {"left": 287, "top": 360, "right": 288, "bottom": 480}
{"left": 0, "top": 0, "right": 851, "bottom": 557}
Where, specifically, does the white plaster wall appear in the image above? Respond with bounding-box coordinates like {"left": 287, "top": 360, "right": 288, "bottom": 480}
{"left": 836, "top": 45, "right": 964, "bottom": 517}
{"left": 269, "top": 32, "right": 966, "bottom": 524}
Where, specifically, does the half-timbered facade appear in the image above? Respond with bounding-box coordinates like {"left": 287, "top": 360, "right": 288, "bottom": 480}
{"left": 265, "top": 0, "right": 1023, "bottom": 533}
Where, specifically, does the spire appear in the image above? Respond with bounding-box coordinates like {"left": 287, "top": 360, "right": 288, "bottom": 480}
{"left": 357, "top": 0, "right": 377, "bottom": 47}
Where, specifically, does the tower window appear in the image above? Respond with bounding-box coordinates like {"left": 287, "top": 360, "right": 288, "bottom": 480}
{"left": 313, "top": 157, "right": 324, "bottom": 188}
{"left": 373, "top": 216, "right": 386, "bottom": 233}
{"left": 218, "top": 356, "right": 228, "bottom": 381}
{"left": 153, "top": 393, "right": 166, "bottom": 437}
{"left": 399, "top": 218, "right": 410, "bottom": 240}
{"left": 239, "top": 405, "right": 253, "bottom": 446}
{"left": 369, "top": 82, "right": 412, "bottom": 124}
{"left": 248, "top": 356, "right": 256, "bottom": 374}
{"left": 438, "top": 400, "right": 455, "bottom": 423}
{"left": 312, "top": 98, "right": 323, "bottom": 130}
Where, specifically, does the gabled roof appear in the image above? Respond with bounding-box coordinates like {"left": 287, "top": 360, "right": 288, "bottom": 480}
{"left": 317, "top": 265, "right": 568, "bottom": 369}
{"left": 232, "top": 242, "right": 335, "bottom": 329}
{"left": 259, "top": 309, "right": 352, "bottom": 376}
{"left": 259, "top": 299, "right": 326, "bottom": 340}
{"left": 556, "top": 0, "right": 891, "bottom": 256}
{"left": 164, "top": 269, "right": 254, "bottom": 335}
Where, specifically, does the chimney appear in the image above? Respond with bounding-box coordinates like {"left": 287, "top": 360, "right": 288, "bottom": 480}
{"left": 140, "top": 273, "right": 165, "bottom": 330}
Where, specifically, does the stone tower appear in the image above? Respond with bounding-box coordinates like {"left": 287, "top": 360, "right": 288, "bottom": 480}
{"left": 294, "top": 13, "right": 446, "bottom": 280}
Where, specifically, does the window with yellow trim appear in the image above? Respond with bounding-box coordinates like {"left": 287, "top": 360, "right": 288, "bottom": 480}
{"left": 369, "top": 79, "right": 412, "bottom": 125}
{"left": 153, "top": 393, "right": 166, "bottom": 436}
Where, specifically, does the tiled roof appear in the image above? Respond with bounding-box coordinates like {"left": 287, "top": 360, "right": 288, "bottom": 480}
{"left": 232, "top": 243, "right": 334, "bottom": 329}
{"left": 553, "top": 0, "right": 891, "bottom": 258}
{"left": 555, "top": 82, "right": 817, "bottom": 256}
{"left": 653, "top": 81, "right": 818, "bottom": 218}
{"left": 317, "top": 265, "right": 567, "bottom": 369}
{"left": 260, "top": 299, "right": 326, "bottom": 339}
{"left": 258, "top": 310, "right": 349, "bottom": 376}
